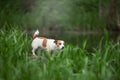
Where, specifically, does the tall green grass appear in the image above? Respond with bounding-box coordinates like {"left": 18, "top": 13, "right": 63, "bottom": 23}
{"left": 0, "top": 28, "right": 120, "bottom": 80}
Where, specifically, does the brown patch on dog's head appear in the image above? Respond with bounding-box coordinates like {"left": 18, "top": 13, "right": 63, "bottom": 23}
{"left": 54, "top": 40, "right": 62, "bottom": 47}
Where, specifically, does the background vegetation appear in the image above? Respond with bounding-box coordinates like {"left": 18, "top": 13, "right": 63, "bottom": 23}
{"left": 0, "top": 0, "right": 120, "bottom": 31}
{"left": 0, "top": 0, "right": 120, "bottom": 80}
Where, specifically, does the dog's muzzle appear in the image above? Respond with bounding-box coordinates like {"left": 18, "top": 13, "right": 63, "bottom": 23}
{"left": 62, "top": 46, "right": 64, "bottom": 49}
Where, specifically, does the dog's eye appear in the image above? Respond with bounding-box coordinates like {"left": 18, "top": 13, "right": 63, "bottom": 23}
{"left": 59, "top": 43, "right": 61, "bottom": 45}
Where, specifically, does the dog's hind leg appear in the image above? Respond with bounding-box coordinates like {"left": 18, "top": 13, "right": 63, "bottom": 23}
{"left": 32, "top": 47, "right": 39, "bottom": 56}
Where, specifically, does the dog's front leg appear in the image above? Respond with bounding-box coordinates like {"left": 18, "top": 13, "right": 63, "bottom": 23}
{"left": 50, "top": 50, "right": 54, "bottom": 56}
{"left": 49, "top": 50, "right": 54, "bottom": 60}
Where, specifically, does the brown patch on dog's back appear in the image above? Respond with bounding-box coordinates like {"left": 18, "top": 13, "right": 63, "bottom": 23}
{"left": 40, "top": 37, "right": 46, "bottom": 39}
{"left": 39, "top": 36, "right": 47, "bottom": 48}
{"left": 42, "top": 39, "right": 47, "bottom": 48}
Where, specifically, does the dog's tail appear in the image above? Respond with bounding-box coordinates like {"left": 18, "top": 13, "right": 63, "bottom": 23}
{"left": 33, "top": 30, "right": 39, "bottom": 39}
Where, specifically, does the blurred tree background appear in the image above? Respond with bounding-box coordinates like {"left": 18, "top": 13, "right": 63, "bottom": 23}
{"left": 0, "top": 0, "right": 120, "bottom": 31}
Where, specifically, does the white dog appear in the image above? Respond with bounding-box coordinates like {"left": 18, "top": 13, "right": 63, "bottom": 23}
{"left": 31, "top": 30, "right": 65, "bottom": 56}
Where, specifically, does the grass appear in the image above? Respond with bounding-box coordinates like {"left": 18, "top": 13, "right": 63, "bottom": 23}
{"left": 0, "top": 28, "right": 120, "bottom": 80}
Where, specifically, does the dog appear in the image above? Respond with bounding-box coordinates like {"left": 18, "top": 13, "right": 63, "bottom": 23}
{"left": 31, "top": 30, "right": 65, "bottom": 56}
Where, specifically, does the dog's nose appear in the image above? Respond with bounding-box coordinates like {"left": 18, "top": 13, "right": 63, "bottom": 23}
{"left": 62, "top": 46, "right": 64, "bottom": 49}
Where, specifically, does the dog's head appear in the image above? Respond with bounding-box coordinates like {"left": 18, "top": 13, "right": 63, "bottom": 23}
{"left": 54, "top": 40, "right": 65, "bottom": 50}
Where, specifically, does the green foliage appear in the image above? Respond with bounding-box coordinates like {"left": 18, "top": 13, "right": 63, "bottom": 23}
{"left": 1, "top": 0, "right": 117, "bottom": 30}
{"left": 0, "top": 28, "right": 120, "bottom": 80}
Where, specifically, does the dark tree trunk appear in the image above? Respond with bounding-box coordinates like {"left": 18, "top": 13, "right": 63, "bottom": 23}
{"left": 107, "top": 0, "right": 119, "bottom": 31}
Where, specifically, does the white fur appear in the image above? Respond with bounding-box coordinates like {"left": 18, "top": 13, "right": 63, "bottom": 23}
{"left": 31, "top": 30, "right": 65, "bottom": 56}
{"left": 34, "top": 30, "right": 39, "bottom": 35}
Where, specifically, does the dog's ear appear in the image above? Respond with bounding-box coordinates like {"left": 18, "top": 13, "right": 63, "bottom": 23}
{"left": 54, "top": 40, "right": 57, "bottom": 44}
